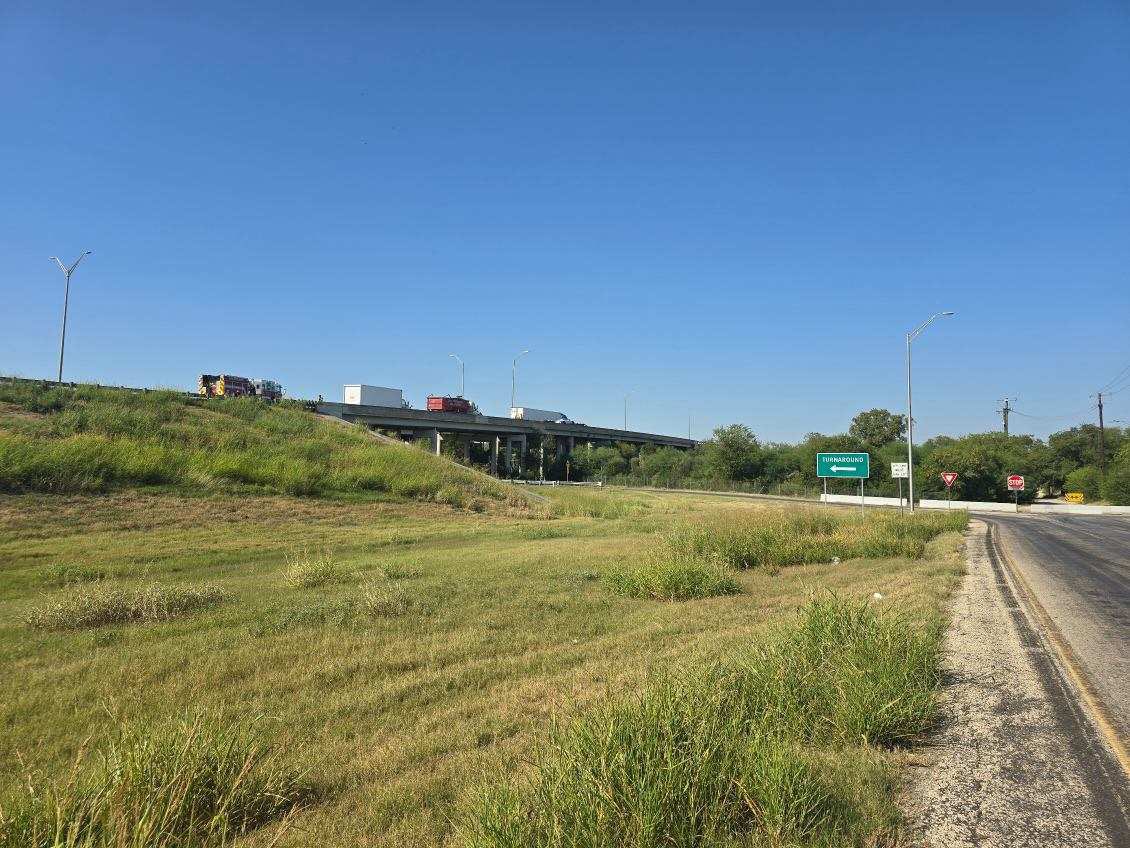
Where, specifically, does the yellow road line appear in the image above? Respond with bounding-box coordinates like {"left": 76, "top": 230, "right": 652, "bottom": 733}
{"left": 993, "top": 523, "right": 1130, "bottom": 778}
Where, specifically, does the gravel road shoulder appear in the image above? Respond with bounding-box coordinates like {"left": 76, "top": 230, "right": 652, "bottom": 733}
{"left": 902, "top": 519, "right": 1130, "bottom": 847}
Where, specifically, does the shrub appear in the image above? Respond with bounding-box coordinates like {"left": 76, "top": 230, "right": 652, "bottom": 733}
{"left": 0, "top": 711, "right": 314, "bottom": 848}
{"left": 464, "top": 595, "right": 940, "bottom": 848}
{"left": 26, "top": 583, "right": 225, "bottom": 630}
{"left": 604, "top": 556, "right": 740, "bottom": 601}
{"left": 1065, "top": 465, "right": 1102, "bottom": 502}
{"left": 1101, "top": 457, "right": 1130, "bottom": 506}
{"left": 283, "top": 548, "right": 350, "bottom": 588}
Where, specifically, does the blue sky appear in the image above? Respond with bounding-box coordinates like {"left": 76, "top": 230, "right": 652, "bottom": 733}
{"left": 3, "top": 1, "right": 1128, "bottom": 442}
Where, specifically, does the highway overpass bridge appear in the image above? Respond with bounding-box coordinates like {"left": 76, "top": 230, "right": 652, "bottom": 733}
{"left": 316, "top": 401, "right": 696, "bottom": 477}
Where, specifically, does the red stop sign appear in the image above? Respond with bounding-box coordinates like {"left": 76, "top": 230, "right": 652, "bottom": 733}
{"left": 1007, "top": 475, "right": 1024, "bottom": 491}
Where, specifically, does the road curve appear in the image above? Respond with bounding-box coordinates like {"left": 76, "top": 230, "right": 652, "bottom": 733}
{"left": 986, "top": 513, "right": 1130, "bottom": 742}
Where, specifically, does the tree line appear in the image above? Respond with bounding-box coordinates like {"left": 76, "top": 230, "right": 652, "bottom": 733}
{"left": 560, "top": 409, "right": 1130, "bottom": 505}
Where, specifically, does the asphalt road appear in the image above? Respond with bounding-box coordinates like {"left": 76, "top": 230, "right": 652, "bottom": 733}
{"left": 987, "top": 513, "right": 1130, "bottom": 743}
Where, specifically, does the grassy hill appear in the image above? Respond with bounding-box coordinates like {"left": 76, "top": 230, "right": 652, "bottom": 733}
{"left": 0, "top": 380, "right": 532, "bottom": 511}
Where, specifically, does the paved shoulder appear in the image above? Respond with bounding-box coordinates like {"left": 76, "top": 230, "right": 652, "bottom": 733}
{"left": 904, "top": 520, "right": 1130, "bottom": 847}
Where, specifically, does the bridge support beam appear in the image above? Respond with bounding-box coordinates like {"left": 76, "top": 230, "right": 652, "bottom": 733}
{"left": 428, "top": 429, "right": 442, "bottom": 456}
{"left": 489, "top": 436, "right": 499, "bottom": 476}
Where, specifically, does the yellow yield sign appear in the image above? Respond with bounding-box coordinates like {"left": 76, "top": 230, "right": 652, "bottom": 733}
{"left": 1065, "top": 492, "right": 1085, "bottom": 504}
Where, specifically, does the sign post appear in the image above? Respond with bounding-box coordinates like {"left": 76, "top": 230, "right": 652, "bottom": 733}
{"left": 1007, "top": 474, "right": 1024, "bottom": 513}
{"left": 941, "top": 472, "right": 958, "bottom": 509}
{"left": 817, "top": 453, "right": 871, "bottom": 514}
{"left": 891, "top": 462, "right": 909, "bottom": 511}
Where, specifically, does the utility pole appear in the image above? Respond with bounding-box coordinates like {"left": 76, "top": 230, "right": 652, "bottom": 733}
{"left": 997, "top": 397, "right": 1015, "bottom": 435}
{"left": 624, "top": 393, "right": 630, "bottom": 431}
{"left": 1097, "top": 392, "right": 1106, "bottom": 472}
{"left": 50, "top": 251, "right": 92, "bottom": 383}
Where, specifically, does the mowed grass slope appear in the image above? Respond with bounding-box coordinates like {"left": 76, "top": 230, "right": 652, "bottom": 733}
{"left": 0, "top": 484, "right": 966, "bottom": 847}
{"left": 0, "top": 380, "right": 532, "bottom": 510}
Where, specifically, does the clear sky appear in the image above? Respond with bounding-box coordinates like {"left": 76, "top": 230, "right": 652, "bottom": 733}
{"left": 3, "top": 1, "right": 1128, "bottom": 442}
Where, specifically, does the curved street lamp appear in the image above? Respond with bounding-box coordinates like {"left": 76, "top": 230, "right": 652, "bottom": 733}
{"left": 511, "top": 350, "right": 530, "bottom": 411}
{"left": 906, "top": 311, "right": 956, "bottom": 513}
{"left": 50, "top": 251, "right": 92, "bottom": 382}
{"left": 449, "top": 354, "right": 464, "bottom": 397}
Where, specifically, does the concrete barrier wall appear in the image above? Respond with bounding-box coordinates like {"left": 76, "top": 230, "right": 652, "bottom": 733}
{"left": 704, "top": 490, "right": 1130, "bottom": 515}
{"left": 820, "top": 494, "right": 905, "bottom": 507}
{"left": 919, "top": 499, "right": 1016, "bottom": 513}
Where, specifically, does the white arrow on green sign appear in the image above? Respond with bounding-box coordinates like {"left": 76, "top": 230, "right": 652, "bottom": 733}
{"left": 816, "top": 452, "right": 870, "bottom": 479}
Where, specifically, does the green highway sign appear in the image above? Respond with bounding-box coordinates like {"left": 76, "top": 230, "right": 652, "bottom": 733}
{"left": 816, "top": 452, "right": 870, "bottom": 479}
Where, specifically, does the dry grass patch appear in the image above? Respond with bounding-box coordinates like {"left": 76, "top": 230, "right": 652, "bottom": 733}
{"left": 283, "top": 548, "right": 353, "bottom": 588}
{"left": 25, "top": 583, "right": 225, "bottom": 630}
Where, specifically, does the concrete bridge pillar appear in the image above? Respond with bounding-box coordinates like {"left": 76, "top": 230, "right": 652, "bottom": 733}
{"left": 429, "top": 429, "right": 442, "bottom": 456}
{"left": 505, "top": 435, "right": 526, "bottom": 476}
{"left": 558, "top": 436, "right": 575, "bottom": 461}
{"left": 489, "top": 436, "right": 499, "bottom": 476}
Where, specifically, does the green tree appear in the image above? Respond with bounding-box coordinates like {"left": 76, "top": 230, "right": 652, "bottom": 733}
{"left": 703, "top": 424, "right": 763, "bottom": 481}
{"left": 848, "top": 409, "right": 906, "bottom": 447}
{"left": 636, "top": 446, "right": 694, "bottom": 485}
{"left": 918, "top": 433, "right": 1049, "bottom": 503}
{"left": 1064, "top": 466, "right": 1101, "bottom": 502}
{"left": 1101, "top": 446, "right": 1130, "bottom": 505}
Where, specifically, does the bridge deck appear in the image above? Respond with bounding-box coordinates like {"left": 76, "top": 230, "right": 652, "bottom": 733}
{"left": 316, "top": 402, "right": 696, "bottom": 449}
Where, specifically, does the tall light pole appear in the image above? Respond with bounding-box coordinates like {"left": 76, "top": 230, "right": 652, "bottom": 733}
{"left": 511, "top": 349, "right": 529, "bottom": 411}
{"left": 50, "top": 251, "right": 92, "bottom": 383}
{"left": 624, "top": 392, "right": 631, "bottom": 431}
{"left": 906, "top": 311, "right": 955, "bottom": 513}
{"left": 449, "top": 354, "right": 464, "bottom": 397}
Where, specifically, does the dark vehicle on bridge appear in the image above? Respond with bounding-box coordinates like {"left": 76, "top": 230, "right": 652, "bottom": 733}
{"left": 426, "top": 395, "right": 473, "bottom": 414}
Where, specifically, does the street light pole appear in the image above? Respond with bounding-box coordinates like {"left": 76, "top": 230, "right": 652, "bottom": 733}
{"left": 511, "top": 350, "right": 529, "bottom": 411}
{"left": 906, "top": 311, "right": 955, "bottom": 513}
{"left": 50, "top": 251, "right": 92, "bottom": 383}
{"left": 449, "top": 354, "right": 464, "bottom": 397}
{"left": 624, "top": 393, "right": 631, "bottom": 431}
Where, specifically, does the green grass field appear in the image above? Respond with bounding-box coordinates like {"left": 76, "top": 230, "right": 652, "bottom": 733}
{"left": 0, "top": 482, "right": 966, "bottom": 847}
{"left": 0, "top": 384, "right": 969, "bottom": 846}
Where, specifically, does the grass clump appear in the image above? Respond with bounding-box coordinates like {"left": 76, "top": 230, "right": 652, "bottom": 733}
{"left": 26, "top": 583, "right": 225, "bottom": 631}
{"left": 546, "top": 488, "right": 651, "bottom": 519}
{"left": 663, "top": 507, "right": 967, "bottom": 570}
{"left": 463, "top": 595, "right": 941, "bottom": 848}
{"left": 283, "top": 548, "right": 351, "bottom": 588}
{"left": 604, "top": 556, "right": 740, "bottom": 601}
{"left": 0, "top": 711, "right": 313, "bottom": 848}
{"left": 358, "top": 580, "right": 412, "bottom": 617}
{"left": 40, "top": 563, "right": 109, "bottom": 587}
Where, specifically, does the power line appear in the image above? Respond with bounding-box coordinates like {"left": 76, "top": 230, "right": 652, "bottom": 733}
{"left": 1010, "top": 405, "right": 1097, "bottom": 421}
{"left": 1098, "top": 361, "right": 1130, "bottom": 393}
